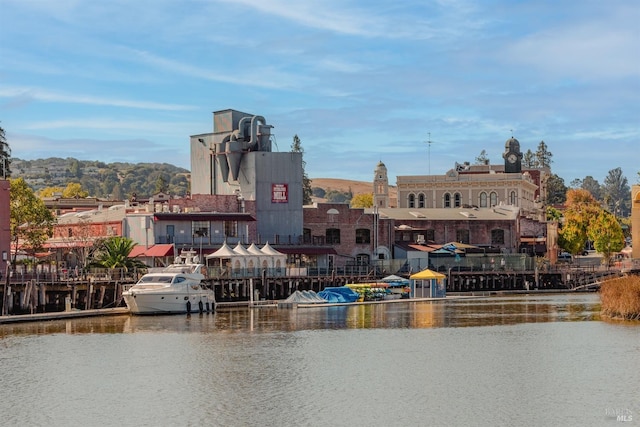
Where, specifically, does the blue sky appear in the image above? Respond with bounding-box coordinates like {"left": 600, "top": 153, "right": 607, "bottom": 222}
{"left": 1, "top": 0, "right": 638, "bottom": 187}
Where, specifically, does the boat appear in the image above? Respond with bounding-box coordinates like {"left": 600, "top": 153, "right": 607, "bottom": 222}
{"left": 122, "top": 250, "right": 216, "bottom": 314}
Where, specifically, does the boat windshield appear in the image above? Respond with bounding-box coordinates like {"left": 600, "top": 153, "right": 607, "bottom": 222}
{"left": 137, "top": 275, "right": 174, "bottom": 284}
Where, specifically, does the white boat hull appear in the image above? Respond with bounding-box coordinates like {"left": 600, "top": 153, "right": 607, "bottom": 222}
{"left": 123, "top": 290, "right": 216, "bottom": 314}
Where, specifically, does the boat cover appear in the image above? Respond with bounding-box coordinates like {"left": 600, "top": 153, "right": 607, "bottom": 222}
{"left": 317, "top": 287, "right": 360, "bottom": 303}
{"left": 283, "top": 290, "right": 327, "bottom": 304}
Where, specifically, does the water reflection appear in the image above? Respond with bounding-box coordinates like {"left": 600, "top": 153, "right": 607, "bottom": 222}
{"left": 0, "top": 293, "right": 602, "bottom": 337}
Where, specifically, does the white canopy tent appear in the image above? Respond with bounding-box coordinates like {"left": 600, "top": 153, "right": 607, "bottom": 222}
{"left": 205, "top": 241, "right": 238, "bottom": 272}
{"left": 205, "top": 242, "right": 288, "bottom": 277}
{"left": 233, "top": 242, "right": 259, "bottom": 274}
{"left": 260, "top": 242, "right": 287, "bottom": 271}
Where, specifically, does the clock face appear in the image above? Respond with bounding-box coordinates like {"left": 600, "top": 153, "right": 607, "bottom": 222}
{"left": 507, "top": 153, "right": 518, "bottom": 163}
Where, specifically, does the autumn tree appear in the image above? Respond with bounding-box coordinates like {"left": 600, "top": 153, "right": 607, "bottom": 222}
{"left": 9, "top": 178, "right": 56, "bottom": 266}
{"left": 587, "top": 210, "right": 624, "bottom": 266}
{"left": 38, "top": 182, "right": 89, "bottom": 198}
{"left": 558, "top": 189, "right": 601, "bottom": 255}
{"left": 291, "top": 135, "right": 312, "bottom": 205}
{"left": 350, "top": 193, "right": 373, "bottom": 208}
{"left": 38, "top": 186, "right": 65, "bottom": 198}
{"left": 63, "top": 182, "right": 89, "bottom": 198}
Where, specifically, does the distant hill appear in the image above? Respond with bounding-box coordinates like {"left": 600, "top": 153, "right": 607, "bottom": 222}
{"left": 10, "top": 156, "right": 396, "bottom": 203}
{"left": 310, "top": 178, "right": 397, "bottom": 204}
{"left": 11, "top": 157, "right": 190, "bottom": 199}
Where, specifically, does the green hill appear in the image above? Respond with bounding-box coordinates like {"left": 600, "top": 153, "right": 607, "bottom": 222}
{"left": 11, "top": 157, "right": 190, "bottom": 199}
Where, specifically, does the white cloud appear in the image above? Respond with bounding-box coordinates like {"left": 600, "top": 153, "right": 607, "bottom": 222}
{"left": 503, "top": 8, "right": 640, "bottom": 80}
{"left": 0, "top": 86, "right": 195, "bottom": 111}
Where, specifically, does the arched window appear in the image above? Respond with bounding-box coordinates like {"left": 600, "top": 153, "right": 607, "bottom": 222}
{"left": 454, "top": 192, "right": 461, "bottom": 207}
{"left": 490, "top": 192, "right": 498, "bottom": 207}
{"left": 356, "top": 254, "right": 370, "bottom": 265}
{"left": 510, "top": 191, "right": 517, "bottom": 205}
{"left": 491, "top": 229, "right": 505, "bottom": 245}
{"left": 479, "top": 192, "right": 487, "bottom": 208}
{"left": 408, "top": 193, "right": 415, "bottom": 208}
{"left": 444, "top": 193, "right": 451, "bottom": 208}
{"left": 418, "top": 193, "right": 425, "bottom": 208}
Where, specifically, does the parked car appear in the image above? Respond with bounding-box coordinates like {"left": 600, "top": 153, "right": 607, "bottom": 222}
{"left": 557, "top": 252, "right": 573, "bottom": 263}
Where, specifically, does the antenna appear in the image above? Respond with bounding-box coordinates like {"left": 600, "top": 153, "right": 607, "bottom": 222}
{"left": 423, "top": 133, "right": 435, "bottom": 175}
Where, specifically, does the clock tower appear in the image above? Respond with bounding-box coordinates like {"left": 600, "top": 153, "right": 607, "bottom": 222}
{"left": 503, "top": 137, "right": 522, "bottom": 173}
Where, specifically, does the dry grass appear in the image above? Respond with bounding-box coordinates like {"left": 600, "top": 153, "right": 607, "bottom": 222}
{"left": 310, "top": 178, "right": 398, "bottom": 205}
{"left": 600, "top": 275, "right": 640, "bottom": 320}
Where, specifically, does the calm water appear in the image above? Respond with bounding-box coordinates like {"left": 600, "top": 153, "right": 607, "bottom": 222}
{"left": 0, "top": 294, "right": 638, "bottom": 427}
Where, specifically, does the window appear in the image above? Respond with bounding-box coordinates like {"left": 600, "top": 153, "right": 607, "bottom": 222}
{"left": 479, "top": 192, "right": 487, "bottom": 208}
{"left": 418, "top": 193, "right": 425, "bottom": 208}
{"left": 490, "top": 192, "right": 498, "bottom": 207}
{"left": 510, "top": 191, "right": 517, "bottom": 205}
{"left": 192, "top": 221, "right": 209, "bottom": 238}
{"left": 326, "top": 228, "right": 341, "bottom": 244}
{"left": 444, "top": 193, "right": 451, "bottom": 208}
{"left": 408, "top": 193, "right": 415, "bottom": 208}
{"left": 68, "top": 228, "right": 73, "bottom": 238}
{"left": 224, "top": 221, "right": 238, "bottom": 238}
{"left": 355, "top": 228, "right": 370, "bottom": 244}
{"left": 454, "top": 192, "right": 461, "bottom": 207}
{"left": 303, "top": 228, "right": 311, "bottom": 244}
{"left": 491, "top": 229, "right": 505, "bottom": 245}
{"left": 356, "top": 254, "right": 370, "bottom": 265}
{"left": 456, "top": 229, "right": 469, "bottom": 244}
{"left": 425, "top": 229, "right": 435, "bottom": 242}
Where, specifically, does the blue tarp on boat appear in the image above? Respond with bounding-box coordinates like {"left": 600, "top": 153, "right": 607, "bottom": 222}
{"left": 317, "top": 287, "right": 360, "bottom": 303}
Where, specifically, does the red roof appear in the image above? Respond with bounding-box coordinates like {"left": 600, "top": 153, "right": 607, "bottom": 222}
{"left": 130, "top": 244, "right": 174, "bottom": 258}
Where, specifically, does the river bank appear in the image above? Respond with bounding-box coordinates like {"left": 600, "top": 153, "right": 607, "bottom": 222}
{"left": 600, "top": 275, "right": 640, "bottom": 320}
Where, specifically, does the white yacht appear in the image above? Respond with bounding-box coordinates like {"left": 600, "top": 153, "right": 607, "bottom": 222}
{"left": 122, "top": 251, "right": 216, "bottom": 314}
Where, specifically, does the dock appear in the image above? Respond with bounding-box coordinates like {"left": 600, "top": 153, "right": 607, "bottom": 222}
{"left": 0, "top": 307, "right": 130, "bottom": 324}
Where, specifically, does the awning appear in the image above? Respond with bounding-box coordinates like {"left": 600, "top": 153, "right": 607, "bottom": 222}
{"left": 520, "top": 237, "right": 546, "bottom": 243}
{"left": 130, "top": 244, "right": 174, "bottom": 258}
{"left": 153, "top": 212, "right": 256, "bottom": 222}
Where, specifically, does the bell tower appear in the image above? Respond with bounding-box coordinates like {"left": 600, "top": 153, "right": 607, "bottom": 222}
{"left": 373, "top": 161, "right": 389, "bottom": 208}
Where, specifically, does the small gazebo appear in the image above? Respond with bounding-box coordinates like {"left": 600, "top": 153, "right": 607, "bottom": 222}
{"left": 409, "top": 268, "right": 447, "bottom": 298}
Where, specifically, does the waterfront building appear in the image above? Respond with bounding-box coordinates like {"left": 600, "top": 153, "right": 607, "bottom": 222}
{"left": 396, "top": 137, "right": 549, "bottom": 219}
{"left": 189, "top": 109, "right": 303, "bottom": 241}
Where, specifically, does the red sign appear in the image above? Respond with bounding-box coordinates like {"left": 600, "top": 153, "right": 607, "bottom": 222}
{"left": 271, "top": 184, "right": 288, "bottom": 203}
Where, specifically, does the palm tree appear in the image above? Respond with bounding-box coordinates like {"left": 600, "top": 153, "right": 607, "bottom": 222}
{"left": 92, "top": 236, "right": 147, "bottom": 272}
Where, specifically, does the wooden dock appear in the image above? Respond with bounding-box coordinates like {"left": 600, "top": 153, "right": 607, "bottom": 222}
{"left": 0, "top": 307, "right": 130, "bottom": 324}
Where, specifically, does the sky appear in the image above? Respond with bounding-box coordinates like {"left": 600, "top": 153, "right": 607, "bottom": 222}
{"left": 1, "top": 0, "right": 639, "bottom": 187}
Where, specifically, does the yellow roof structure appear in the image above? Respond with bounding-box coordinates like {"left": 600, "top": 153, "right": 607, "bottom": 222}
{"left": 410, "top": 269, "right": 446, "bottom": 280}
